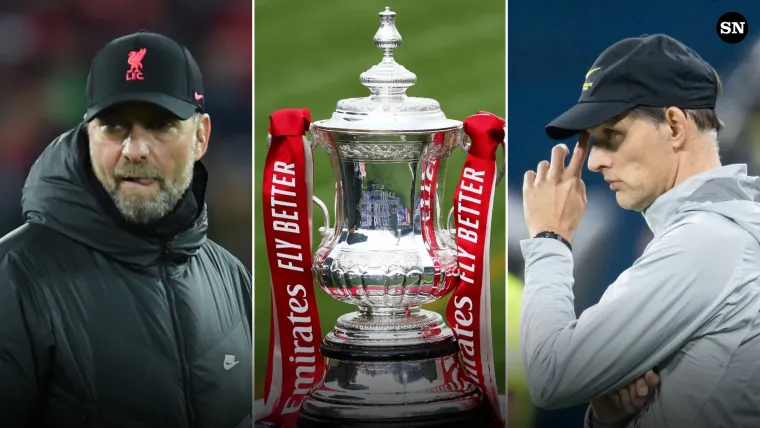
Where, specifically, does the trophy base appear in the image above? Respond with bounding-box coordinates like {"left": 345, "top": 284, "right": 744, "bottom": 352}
{"left": 297, "top": 309, "right": 488, "bottom": 427}
{"left": 296, "top": 405, "right": 488, "bottom": 428}
{"left": 327, "top": 307, "right": 455, "bottom": 347}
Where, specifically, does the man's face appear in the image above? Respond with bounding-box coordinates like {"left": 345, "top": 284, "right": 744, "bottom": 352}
{"left": 87, "top": 102, "right": 210, "bottom": 224}
{"left": 587, "top": 114, "right": 677, "bottom": 212}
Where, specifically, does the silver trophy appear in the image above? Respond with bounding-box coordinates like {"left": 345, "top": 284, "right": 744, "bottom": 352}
{"left": 299, "top": 8, "right": 491, "bottom": 427}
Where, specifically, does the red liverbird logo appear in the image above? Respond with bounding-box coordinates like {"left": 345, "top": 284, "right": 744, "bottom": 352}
{"left": 126, "top": 48, "right": 147, "bottom": 81}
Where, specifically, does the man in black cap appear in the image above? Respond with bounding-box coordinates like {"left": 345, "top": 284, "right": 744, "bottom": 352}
{"left": 0, "top": 31, "right": 252, "bottom": 427}
{"left": 519, "top": 34, "right": 760, "bottom": 428}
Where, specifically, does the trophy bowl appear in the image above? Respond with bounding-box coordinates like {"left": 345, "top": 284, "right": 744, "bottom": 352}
{"left": 310, "top": 125, "right": 461, "bottom": 343}
{"left": 295, "top": 7, "right": 489, "bottom": 428}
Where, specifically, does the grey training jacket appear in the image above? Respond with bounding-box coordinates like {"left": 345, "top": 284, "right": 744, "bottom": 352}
{"left": 520, "top": 164, "right": 760, "bottom": 428}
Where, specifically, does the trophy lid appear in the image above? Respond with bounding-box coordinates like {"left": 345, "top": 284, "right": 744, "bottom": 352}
{"left": 315, "top": 7, "right": 461, "bottom": 132}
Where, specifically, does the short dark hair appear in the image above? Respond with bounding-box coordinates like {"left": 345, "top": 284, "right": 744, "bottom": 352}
{"left": 626, "top": 68, "right": 724, "bottom": 133}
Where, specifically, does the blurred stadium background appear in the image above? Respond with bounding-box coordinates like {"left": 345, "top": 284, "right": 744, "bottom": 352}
{"left": 254, "top": 0, "right": 506, "bottom": 409}
{"left": 0, "top": 0, "right": 252, "bottom": 269}
{"left": 510, "top": 2, "right": 760, "bottom": 427}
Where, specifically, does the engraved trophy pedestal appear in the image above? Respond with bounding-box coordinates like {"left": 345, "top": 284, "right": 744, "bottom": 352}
{"left": 294, "top": 7, "right": 491, "bottom": 427}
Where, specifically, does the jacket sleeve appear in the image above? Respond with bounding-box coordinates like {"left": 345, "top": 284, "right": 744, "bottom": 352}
{"left": 0, "top": 254, "right": 49, "bottom": 426}
{"left": 237, "top": 262, "right": 252, "bottom": 333}
{"left": 519, "top": 220, "right": 741, "bottom": 409}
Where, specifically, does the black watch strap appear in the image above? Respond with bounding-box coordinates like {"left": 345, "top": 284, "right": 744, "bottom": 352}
{"left": 534, "top": 231, "right": 572, "bottom": 251}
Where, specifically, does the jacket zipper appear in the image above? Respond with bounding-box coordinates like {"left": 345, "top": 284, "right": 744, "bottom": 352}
{"left": 161, "top": 242, "right": 196, "bottom": 427}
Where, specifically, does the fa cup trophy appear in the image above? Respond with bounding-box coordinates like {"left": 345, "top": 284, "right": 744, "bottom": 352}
{"left": 260, "top": 7, "right": 505, "bottom": 428}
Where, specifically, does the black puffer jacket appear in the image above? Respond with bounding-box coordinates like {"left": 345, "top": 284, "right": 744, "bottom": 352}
{"left": 0, "top": 123, "right": 252, "bottom": 428}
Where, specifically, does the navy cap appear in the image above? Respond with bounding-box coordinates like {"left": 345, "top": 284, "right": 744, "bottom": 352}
{"left": 545, "top": 34, "right": 719, "bottom": 140}
{"left": 84, "top": 30, "right": 205, "bottom": 122}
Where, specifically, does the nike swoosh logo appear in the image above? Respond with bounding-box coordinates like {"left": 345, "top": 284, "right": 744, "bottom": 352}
{"left": 585, "top": 67, "right": 602, "bottom": 79}
{"left": 194, "top": 92, "right": 204, "bottom": 101}
{"left": 223, "top": 360, "right": 239, "bottom": 371}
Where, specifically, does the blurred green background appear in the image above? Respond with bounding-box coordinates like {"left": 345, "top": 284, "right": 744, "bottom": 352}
{"left": 254, "top": 0, "right": 506, "bottom": 398}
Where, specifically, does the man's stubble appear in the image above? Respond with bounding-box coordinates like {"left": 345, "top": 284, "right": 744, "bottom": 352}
{"left": 91, "top": 137, "right": 197, "bottom": 225}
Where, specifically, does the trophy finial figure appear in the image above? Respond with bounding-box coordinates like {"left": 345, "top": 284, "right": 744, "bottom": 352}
{"left": 360, "top": 7, "right": 417, "bottom": 96}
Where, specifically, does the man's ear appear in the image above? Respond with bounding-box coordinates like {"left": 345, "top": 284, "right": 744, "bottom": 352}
{"left": 194, "top": 113, "right": 211, "bottom": 161}
{"left": 664, "top": 107, "right": 688, "bottom": 150}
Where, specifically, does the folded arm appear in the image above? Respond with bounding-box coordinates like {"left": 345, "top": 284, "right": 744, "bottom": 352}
{"left": 519, "top": 221, "right": 739, "bottom": 409}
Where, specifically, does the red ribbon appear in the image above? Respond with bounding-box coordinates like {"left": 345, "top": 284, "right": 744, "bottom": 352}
{"left": 259, "top": 108, "right": 326, "bottom": 428}
{"left": 446, "top": 111, "right": 506, "bottom": 427}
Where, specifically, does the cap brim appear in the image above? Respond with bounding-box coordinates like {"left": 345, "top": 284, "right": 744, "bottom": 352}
{"left": 545, "top": 101, "right": 637, "bottom": 140}
{"left": 84, "top": 92, "right": 198, "bottom": 122}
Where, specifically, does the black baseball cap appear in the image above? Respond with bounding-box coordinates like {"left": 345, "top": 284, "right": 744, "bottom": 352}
{"left": 84, "top": 30, "right": 205, "bottom": 122}
{"left": 545, "top": 34, "right": 719, "bottom": 140}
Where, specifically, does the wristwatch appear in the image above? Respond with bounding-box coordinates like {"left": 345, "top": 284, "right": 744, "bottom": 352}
{"left": 533, "top": 231, "right": 572, "bottom": 251}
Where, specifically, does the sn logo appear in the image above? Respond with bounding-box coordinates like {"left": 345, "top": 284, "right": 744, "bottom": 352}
{"left": 717, "top": 12, "right": 748, "bottom": 44}
{"left": 720, "top": 21, "right": 745, "bottom": 35}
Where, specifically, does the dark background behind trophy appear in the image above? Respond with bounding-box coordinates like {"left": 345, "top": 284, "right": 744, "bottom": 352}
{"left": 509, "top": 2, "right": 760, "bottom": 427}
{"left": 254, "top": 0, "right": 506, "bottom": 403}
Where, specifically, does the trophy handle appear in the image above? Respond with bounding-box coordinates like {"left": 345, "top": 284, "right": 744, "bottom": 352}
{"left": 307, "top": 131, "right": 318, "bottom": 151}
{"left": 447, "top": 133, "right": 506, "bottom": 234}
{"left": 305, "top": 129, "right": 335, "bottom": 244}
{"left": 447, "top": 207, "right": 456, "bottom": 236}
{"left": 458, "top": 132, "right": 506, "bottom": 186}
{"left": 312, "top": 195, "right": 333, "bottom": 240}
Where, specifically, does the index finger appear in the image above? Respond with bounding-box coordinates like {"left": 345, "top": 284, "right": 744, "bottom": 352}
{"left": 566, "top": 131, "right": 590, "bottom": 178}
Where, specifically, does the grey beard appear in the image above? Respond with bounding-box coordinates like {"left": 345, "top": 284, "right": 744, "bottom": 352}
{"left": 109, "top": 181, "right": 185, "bottom": 224}
{"left": 101, "top": 143, "right": 196, "bottom": 225}
{"left": 113, "top": 155, "right": 195, "bottom": 224}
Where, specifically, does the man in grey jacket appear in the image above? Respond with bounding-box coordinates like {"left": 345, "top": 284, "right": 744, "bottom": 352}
{"left": 520, "top": 33, "right": 760, "bottom": 427}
